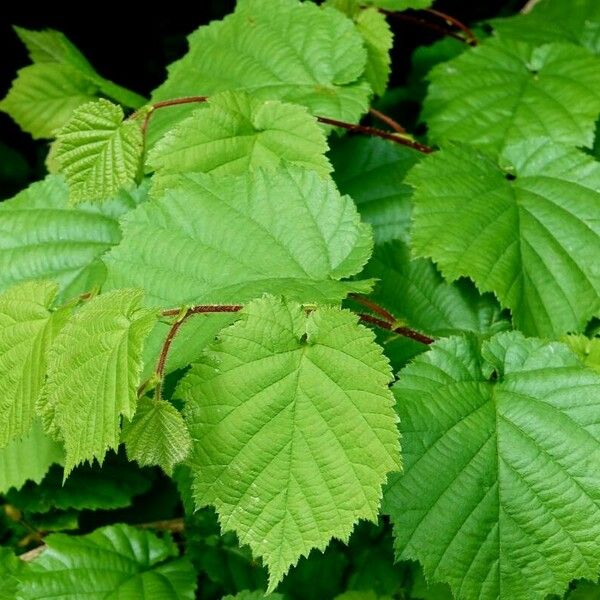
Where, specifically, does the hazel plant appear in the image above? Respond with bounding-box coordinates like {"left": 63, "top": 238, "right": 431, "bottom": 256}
{"left": 1, "top": 0, "right": 600, "bottom": 599}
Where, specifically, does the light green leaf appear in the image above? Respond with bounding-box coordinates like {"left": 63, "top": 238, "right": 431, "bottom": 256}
{"left": 5, "top": 460, "right": 151, "bottom": 512}
{"left": 491, "top": 0, "right": 600, "bottom": 56}
{"left": 55, "top": 99, "right": 143, "bottom": 203}
{"left": 105, "top": 168, "right": 373, "bottom": 306}
{"left": 356, "top": 8, "right": 394, "bottom": 96}
{"left": 148, "top": 0, "right": 371, "bottom": 145}
{"left": 0, "top": 420, "right": 64, "bottom": 494}
{"left": 42, "top": 289, "right": 156, "bottom": 474}
{"left": 0, "top": 547, "right": 25, "bottom": 599}
{"left": 148, "top": 91, "right": 332, "bottom": 195}
{"left": 386, "top": 331, "right": 600, "bottom": 600}
{"left": 0, "top": 281, "right": 69, "bottom": 446}
{"left": 407, "top": 141, "right": 600, "bottom": 336}
{"left": 329, "top": 136, "right": 422, "bottom": 244}
{"left": 423, "top": 38, "right": 600, "bottom": 156}
{"left": 362, "top": 241, "right": 509, "bottom": 337}
{"left": 0, "top": 175, "right": 146, "bottom": 303}
{"left": 563, "top": 335, "right": 600, "bottom": 373}
{"left": 0, "top": 64, "right": 99, "bottom": 139}
{"left": 179, "top": 296, "right": 400, "bottom": 589}
{"left": 0, "top": 28, "right": 145, "bottom": 139}
{"left": 122, "top": 397, "right": 191, "bottom": 474}
{"left": 18, "top": 524, "right": 196, "bottom": 599}
{"left": 14, "top": 26, "right": 98, "bottom": 76}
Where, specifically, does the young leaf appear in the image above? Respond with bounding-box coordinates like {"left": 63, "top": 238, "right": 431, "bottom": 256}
{"left": 0, "top": 281, "right": 69, "bottom": 446}
{"left": 104, "top": 168, "right": 373, "bottom": 306}
{"left": 122, "top": 397, "right": 192, "bottom": 474}
{"left": 329, "top": 136, "right": 422, "bottom": 244}
{"left": 0, "top": 175, "right": 146, "bottom": 302}
{"left": 148, "top": 0, "right": 370, "bottom": 144}
{"left": 148, "top": 91, "right": 332, "bottom": 192}
{"left": 356, "top": 8, "right": 393, "bottom": 96}
{"left": 563, "top": 335, "right": 600, "bottom": 373}
{"left": 42, "top": 289, "right": 156, "bottom": 474}
{"left": 18, "top": 524, "right": 196, "bottom": 599}
{"left": 408, "top": 141, "right": 600, "bottom": 337}
{"left": 179, "top": 296, "right": 400, "bottom": 590}
{"left": 0, "top": 420, "right": 64, "bottom": 494}
{"left": 0, "top": 64, "right": 99, "bottom": 139}
{"left": 423, "top": 38, "right": 600, "bottom": 156}
{"left": 362, "top": 241, "right": 509, "bottom": 337}
{"left": 386, "top": 331, "right": 600, "bottom": 600}
{"left": 54, "top": 99, "right": 143, "bottom": 203}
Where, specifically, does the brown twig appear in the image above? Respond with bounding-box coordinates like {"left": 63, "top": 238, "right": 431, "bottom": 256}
{"left": 349, "top": 294, "right": 396, "bottom": 324}
{"left": 136, "top": 518, "right": 185, "bottom": 534}
{"left": 358, "top": 314, "right": 434, "bottom": 345}
{"left": 316, "top": 116, "right": 433, "bottom": 153}
{"left": 425, "top": 8, "right": 478, "bottom": 46}
{"left": 369, "top": 108, "right": 406, "bottom": 134}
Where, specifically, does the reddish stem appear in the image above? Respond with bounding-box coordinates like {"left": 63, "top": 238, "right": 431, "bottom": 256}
{"left": 380, "top": 9, "right": 473, "bottom": 46}
{"left": 369, "top": 108, "right": 406, "bottom": 134}
{"left": 139, "top": 95, "right": 208, "bottom": 134}
{"left": 161, "top": 304, "right": 243, "bottom": 318}
{"left": 358, "top": 314, "right": 434, "bottom": 345}
{"left": 316, "top": 116, "right": 433, "bottom": 153}
{"left": 349, "top": 294, "right": 396, "bottom": 324}
{"left": 425, "top": 8, "right": 478, "bottom": 46}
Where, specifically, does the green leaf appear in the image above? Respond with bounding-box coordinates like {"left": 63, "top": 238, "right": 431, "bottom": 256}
{"left": 5, "top": 459, "right": 152, "bottom": 512}
{"left": 491, "top": 0, "right": 600, "bottom": 56}
{"left": 407, "top": 141, "right": 600, "bottom": 336}
{"left": 148, "top": 91, "right": 332, "bottom": 194}
{"left": 563, "top": 335, "right": 600, "bottom": 373}
{"left": 41, "top": 289, "right": 156, "bottom": 474}
{"left": 385, "top": 331, "right": 600, "bottom": 600}
{"left": 179, "top": 296, "right": 400, "bottom": 589}
{"left": 148, "top": 0, "right": 371, "bottom": 144}
{"left": 356, "top": 8, "right": 394, "bottom": 97}
{"left": 55, "top": 99, "right": 143, "bottom": 203}
{"left": 0, "top": 175, "right": 146, "bottom": 303}
{"left": 362, "top": 241, "right": 509, "bottom": 338}
{"left": 122, "top": 397, "right": 192, "bottom": 474}
{"left": 0, "top": 547, "right": 25, "bottom": 599}
{"left": 423, "top": 38, "right": 600, "bottom": 156}
{"left": 334, "top": 592, "right": 392, "bottom": 600}
{"left": 0, "top": 64, "right": 99, "bottom": 139}
{"left": 0, "top": 420, "right": 64, "bottom": 494}
{"left": 329, "top": 136, "right": 422, "bottom": 244}
{"left": 105, "top": 168, "right": 373, "bottom": 306}
{"left": 0, "top": 281, "right": 70, "bottom": 446}
{"left": 18, "top": 524, "right": 196, "bottom": 599}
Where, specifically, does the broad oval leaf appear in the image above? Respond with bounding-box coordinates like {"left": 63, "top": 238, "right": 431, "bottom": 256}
{"left": 179, "top": 296, "right": 400, "bottom": 589}
{"left": 122, "top": 397, "right": 192, "bottom": 474}
{"left": 19, "top": 524, "right": 196, "bottom": 599}
{"left": 386, "top": 331, "right": 600, "bottom": 600}
{"left": 0, "top": 175, "right": 146, "bottom": 303}
{"left": 408, "top": 141, "right": 600, "bottom": 336}
{"left": 41, "top": 289, "right": 156, "bottom": 474}
{"left": 148, "top": 0, "right": 371, "bottom": 144}
{"left": 423, "top": 38, "right": 600, "bottom": 156}
{"left": 55, "top": 99, "right": 143, "bottom": 203}
{"left": 148, "top": 91, "right": 332, "bottom": 194}
{"left": 104, "top": 167, "right": 373, "bottom": 306}
{"left": 0, "top": 281, "right": 69, "bottom": 446}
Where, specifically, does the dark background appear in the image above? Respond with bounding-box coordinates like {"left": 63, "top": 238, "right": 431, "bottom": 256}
{"left": 0, "top": 0, "right": 524, "bottom": 197}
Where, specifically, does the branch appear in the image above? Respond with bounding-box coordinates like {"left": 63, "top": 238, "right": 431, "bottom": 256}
{"left": 19, "top": 545, "right": 46, "bottom": 562}
{"left": 358, "top": 314, "right": 434, "bottom": 346}
{"left": 425, "top": 8, "right": 479, "bottom": 46}
{"left": 316, "top": 116, "right": 433, "bottom": 153}
{"left": 349, "top": 293, "right": 396, "bottom": 323}
{"left": 136, "top": 518, "right": 185, "bottom": 534}
{"left": 369, "top": 108, "right": 406, "bottom": 134}
{"left": 132, "top": 95, "right": 433, "bottom": 154}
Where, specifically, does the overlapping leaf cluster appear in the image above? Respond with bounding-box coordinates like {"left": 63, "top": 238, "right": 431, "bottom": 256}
{"left": 1, "top": 0, "right": 600, "bottom": 598}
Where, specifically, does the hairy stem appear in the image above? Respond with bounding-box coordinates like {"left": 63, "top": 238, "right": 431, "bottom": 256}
{"left": 358, "top": 314, "right": 434, "bottom": 345}
{"left": 349, "top": 293, "right": 396, "bottom": 323}
{"left": 425, "top": 8, "right": 478, "bottom": 46}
